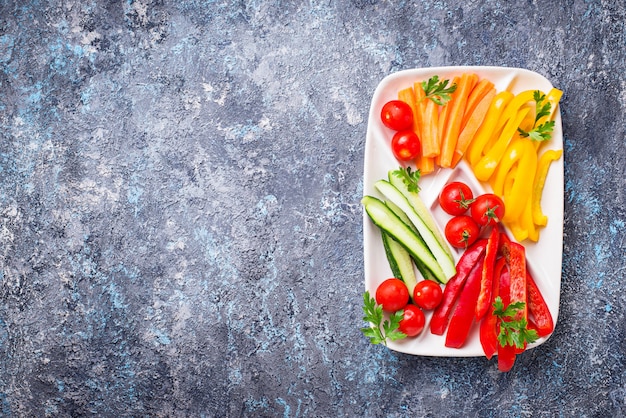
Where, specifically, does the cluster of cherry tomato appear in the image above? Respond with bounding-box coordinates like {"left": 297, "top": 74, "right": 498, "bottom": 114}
{"left": 380, "top": 100, "right": 421, "bottom": 161}
{"left": 375, "top": 278, "right": 443, "bottom": 337}
{"left": 439, "top": 182, "right": 505, "bottom": 249}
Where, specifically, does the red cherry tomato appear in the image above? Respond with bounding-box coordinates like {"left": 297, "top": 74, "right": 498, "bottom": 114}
{"left": 439, "top": 182, "right": 475, "bottom": 216}
{"left": 470, "top": 193, "right": 505, "bottom": 227}
{"left": 391, "top": 130, "right": 421, "bottom": 161}
{"left": 413, "top": 280, "right": 443, "bottom": 310}
{"left": 375, "top": 278, "right": 409, "bottom": 312}
{"left": 381, "top": 100, "right": 414, "bottom": 131}
{"left": 445, "top": 215, "right": 480, "bottom": 249}
{"left": 398, "top": 304, "right": 425, "bottom": 337}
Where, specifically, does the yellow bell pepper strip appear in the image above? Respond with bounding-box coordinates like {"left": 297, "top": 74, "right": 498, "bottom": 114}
{"left": 494, "top": 90, "right": 537, "bottom": 133}
{"left": 502, "top": 139, "right": 538, "bottom": 223}
{"left": 500, "top": 168, "right": 529, "bottom": 241}
{"left": 508, "top": 218, "right": 529, "bottom": 243}
{"left": 473, "top": 107, "right": 529, "bottom": 182}
{"left": 521, "top": 196, "right": 539, "bottom": 242}
{"left": 467, "top": 91, "right": 513, "bottom": 167}
{"left": 503, "top": 165, "right": 517, "bottom": 197}
{"left": 517, "top": 103, "right": 536, "bottom": 134}
{"left": 543, "top": 88, "right": 563, "bottom": 123}
{"left": 491, "top": 137, "right": 526, "bottom": 197}
{"left": 532, "top": 149, "right": 563, "bottom": 226}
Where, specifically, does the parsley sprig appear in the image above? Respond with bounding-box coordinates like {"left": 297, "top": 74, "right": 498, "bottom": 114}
{"left": 392, "top": 166, "right": 421, "bottom": 193}
{"left": 421, "top": 75, "right": 457, "bottom": 105}
{"left": 517, "top": 90, "right": 555, "bottom": 142}
{"left": 361, "top": 291, "right": 406, "bottom": 345}
{"left": 493, "top": 296, "right": 538, "bottom": 349}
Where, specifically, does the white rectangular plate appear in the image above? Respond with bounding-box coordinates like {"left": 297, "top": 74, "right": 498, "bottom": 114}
{"left": 363, "top": 66, "right": 563, "bottom": 357}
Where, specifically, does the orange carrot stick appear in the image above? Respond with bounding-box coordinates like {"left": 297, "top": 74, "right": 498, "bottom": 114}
{"left": 460, "top": 79, "right": 495, "bottom": 132}
{"left": 439, "top": 73, "right": 477, "bottom": 168}
{"left": 451, "top": 88, "right": 496, "bottom": 167}
{"left": 413, "top": 81, "right": 427, "bottom": 140}
{"left": 397, "top": 86, "right": 423, "bottom": 145}
{"left": 416, "top": 154, "right": 435, "bottom": 175}
{"left": 437, "top": 76, "right": 460, "bottom": 156}
{"left": 421, "top": 93, "right": 440, "bottom": 158}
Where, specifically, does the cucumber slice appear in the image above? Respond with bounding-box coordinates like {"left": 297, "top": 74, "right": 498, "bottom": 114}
{"left": 388, "top": 170, "right": 454, "bottom": 260}
{"left": 385, "top": 200, "right": 438, "bottom": 283}
{"left": 381, "top": 231, "right": 418, "bottom": 297}
{"left": 374, "top": 180, "right": 456, "bottom": 282}
{"left": 385, "top": 200, "right": 417, "bottom": 234}
{"left": 362, "top": 195, "right": 446, "bottom": 283}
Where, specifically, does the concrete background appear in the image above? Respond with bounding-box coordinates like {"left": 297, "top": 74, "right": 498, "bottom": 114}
{"left": 0, "top": 0, "right": 624, "bottom": 416}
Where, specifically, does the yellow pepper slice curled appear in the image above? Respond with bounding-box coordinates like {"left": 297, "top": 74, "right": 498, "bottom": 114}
{"left": 532, "top": 149, "right": 563, "bottom": 226}
{"left": 467, "top": 91, "right": 513, "bottom": 167}
{"left": 494, "top": 90, "right": 537, "bottom": 132}
{"left": 473, "top": 107, "right": 529, "bottom": 182}
{"left": 502, "top": 139, "right": 537, "bottom": 223}
{"left": 491, "top": 137, "right": 526, "bottom": 197}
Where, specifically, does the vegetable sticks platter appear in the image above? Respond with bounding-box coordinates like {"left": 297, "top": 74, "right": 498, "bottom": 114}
{"left": 363, "top": 67, "right": 563, "bottom": 357}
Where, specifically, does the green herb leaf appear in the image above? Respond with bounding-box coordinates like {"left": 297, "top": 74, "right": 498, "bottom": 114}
{"left": 391, "top": 166, "right": 421, "bottom": 193}
{"left": 492, "top": 296, "right": 539, "bottom": 349}
{"left": 518, "top": 91, "right": 555, "bottom": 142}
{"left": 518, "top": 121, "right": 555, "bottom": 142}
{"left": 421, "top": 75, "right": 457, "bottom": 106}
{"left": 533, "top": 90, "right": 552, "bottom": 123}
{"left": 361, "top": 291, "right": 407, "bottom": 346}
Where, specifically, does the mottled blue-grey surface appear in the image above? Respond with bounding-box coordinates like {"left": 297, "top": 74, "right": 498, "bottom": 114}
{"left": 0, "top": 0, "right": 624, "bottom": 416}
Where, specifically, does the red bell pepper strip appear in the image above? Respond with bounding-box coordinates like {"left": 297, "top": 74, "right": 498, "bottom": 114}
{"left": 498, "top": 231, "right": 511, "bottom": 257}
{"left": 503, "top": 241, "right": 528, "bottom": 355}
{"left": 445, "top": 254, "right": 485, "bottom": 348}
{"left": 496, "top": 262, "right": 516, "bottom": 371}
{"left": 526, "top": 271, "right": 554, "bottom": 337}
{"left": 430, "top": 239, "right": 488, "bottom": 335}
{"left": 507, "top": 242, "right": 527, "bottom": 322}
{"left": 479, "top": 257, "right": 506, "bottom": 359}
{"left": 498, "top": 338, "right": 517, "bottom": 371}
{"left": 475, "top": 227, "right": 500, "bottom": 320}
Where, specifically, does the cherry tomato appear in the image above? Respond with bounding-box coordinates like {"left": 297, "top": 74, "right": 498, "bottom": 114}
{"left": 398, "top": 304, "right": 425, "bottom": 337}
{"left": 439, "top": 181, "right": 475, "bottom": 216}
{"left": 375, "top": 278, "right": 409, "bottom": 312}
{"left": 381, "top": 100, "right": 414, "bottom": 131}
{"left": 413, "top": 280, "right": 443, "bottom": 310}
{"left": 445, "top": 215, "right": 480, "bottom": 249}
{"left": 470, "top": 193, "right": 505, "bottom": 227}
{"left": 391, "top": 130, "right": 421, "bottom": 161}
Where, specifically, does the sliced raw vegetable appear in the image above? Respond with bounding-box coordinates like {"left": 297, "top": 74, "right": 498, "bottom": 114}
{"left": 526, "top": 271, "right": 554, "bottom": 337}
{"left": 452, "top": 88, "right": 496, "bottom": 167}
{"left": 381, "top": 232, "right": 418, "bottom": 298}
{"left": 388, "top": 169, "right": 454, "bottom": 260}
{"left": 532, "top": 149, "right": 563, "bottom": 226}
{"left": 479, "top": 257, "right": 506, "bottom": 359}
{"left": 444, "top": 254, "right": 484, "bottom": 348}
{"left": 430, "top": 239, "right": 487, "bottom": 335}
{"left": 375, "top": 180, "right": 456, "bottom": 282}
{"left": 362, "top": 195, "right": 446, "bottom": 282}
{"left": 475, "top": 226, "right": 500, "bottom": 320}
{"left": 460, "top": 78, "right": 495, "bottom": 132}
{"left": 439, "top": 73, "right": 477, "bottom": 168}
{"left": 467, "top": 91, "right": 514, "bottom": 167}
{"left": 473, "top": 107, "right": 530, "bottom": 182}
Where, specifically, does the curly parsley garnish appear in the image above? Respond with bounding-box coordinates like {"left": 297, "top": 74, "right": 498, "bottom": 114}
{"left": 493, "top": 296, "right": 539, "bottom": 349}
{"left": 518, "top": 90, "right": 555, "bottom": 142}
{"left": 392, "top": 166, "right": 421, "bottom": 193}
{"left": 361, "top": 291, "right": 406, "bottom": 346}
{"left": 421, "top": 75, "right": 457, "bottom": 106}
